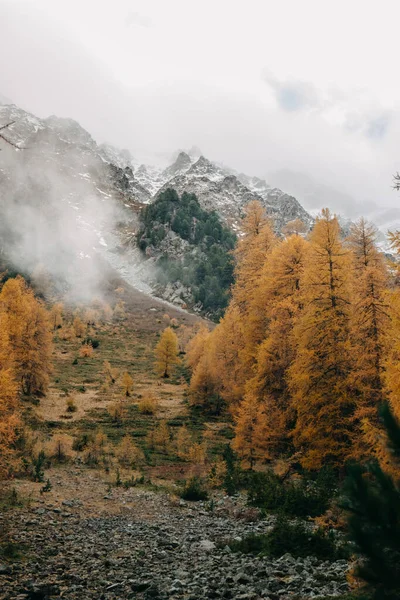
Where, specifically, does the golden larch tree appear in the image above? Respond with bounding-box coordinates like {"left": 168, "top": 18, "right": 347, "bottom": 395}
{"left": 154, "top": 327, "right": 180, "bottom": 378}
{"left": 0, "top": 277, "right": 52, "bottom": 396}
{"left": 233, "top": 200, "right": 276, "bottom": 311}
{"left": 0, "top": 313, "right": 20, "bottom": 478}
{"left": 232, "top": 393, "right": 270, "bottom": 468}
{"left": 122, "top": 372, "right": 134, "bottom": 397}
{"left": 245, "top": 234, "right": 310, "bottom": 456}
{"left": 288, "top": 209, "right": 354, "bottom": 470}
{"left": 347, "top": 219, "right": 390, "bottom": 457}
{"left": 49, "top": 302, "right": 63, "bottom": 331}
{"left": 174, "top": 425, "right": 193, "bottom": 460}
{"left": 189, "top": 336, "right": 223, "bottom": 414}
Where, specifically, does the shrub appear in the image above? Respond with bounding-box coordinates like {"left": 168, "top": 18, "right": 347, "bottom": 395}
{"left": 72, "top": 433, "right": 90, "bottom": 451}
{"left": 40, "top": 479, "right": 52, "bottom": 494}
{"left": 229, "top": 515, "right": 345, "bottom": 560}
{"left": 32, "top": 451, "right": 46, "bottom": 482}
{"left": 66, "top": 398, "right": 77, "bottom": 413}
{"left": 83, "top": 337, "right": 100, "bottom": 349}
{"left": 247, "top": 469, "right": 336, "bottom": 518}
{"left": 180, "top": 476, "right": 208, "bottom": 501}
{"left": 46, "top": 434, "right": 73, "bottom": 463}
{"left": 79, "top": 342, "right": 93, "bottom": 358}
{"left": 138, "top": 396, "right": 159, "bottom": 415}
{"left": 83, "top": 431, "right": 110, "bottom": 466}
{"left": 108, "top": 401, "right": 127, "bottom": 424}
{"left": 116, "top": 435, "right": 145, "bottom": 468}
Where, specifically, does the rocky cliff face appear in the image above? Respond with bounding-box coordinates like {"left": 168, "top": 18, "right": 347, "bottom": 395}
{"left": 140, "top": 153, "right": 314, "bottom": 233}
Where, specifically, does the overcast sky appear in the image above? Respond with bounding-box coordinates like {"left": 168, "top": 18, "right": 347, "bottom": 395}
{"left": 1, "top": 0, "right": 400, "bottom": 222}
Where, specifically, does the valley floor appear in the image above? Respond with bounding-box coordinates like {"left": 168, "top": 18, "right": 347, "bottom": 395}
{"left": 0, "top": 276, "right": 349, "bottom": 600}
{"left": 0, "top": 467, "right": 349, "bottom": 600}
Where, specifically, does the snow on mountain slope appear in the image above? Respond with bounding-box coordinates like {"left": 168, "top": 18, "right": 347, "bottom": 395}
{"left": 0, "top": 104, "right": 149, "bottom": 299}
{"left": 0, "top": 101, "right": 315, "bottom": 305}
{"left": 156, "top": 155, "right": 313, "bottom": 232}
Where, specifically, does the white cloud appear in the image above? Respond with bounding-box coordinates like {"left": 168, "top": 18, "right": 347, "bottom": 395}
{"left": 1, "top": 0, "right": 400, "bottom": 222}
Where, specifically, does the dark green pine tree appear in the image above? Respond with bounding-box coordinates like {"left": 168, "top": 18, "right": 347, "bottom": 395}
{"left": 342, "top": 403, "right": 400, "bottom": 600}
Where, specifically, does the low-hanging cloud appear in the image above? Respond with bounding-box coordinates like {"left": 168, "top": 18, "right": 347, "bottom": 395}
{"left": 0, "top": 117, "right": 127, "bottom": 302}
{"left": 1, "top": 0, "right": 400, "bottom": 230}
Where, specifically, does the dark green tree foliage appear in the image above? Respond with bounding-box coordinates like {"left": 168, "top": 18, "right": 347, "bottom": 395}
{"left": 247, "top": 469, "right": 336, "bottom": 518}
{"left": 343, "top": 403, "right": 400, "bottom": 600}
{"left": 137, "top": 189, "right": 236, "bottom": 320}
{"left": 229, "top": 514, "right": 342, "bottom": 560}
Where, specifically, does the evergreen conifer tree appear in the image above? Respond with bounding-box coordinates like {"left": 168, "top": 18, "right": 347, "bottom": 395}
{"left": 343, "top": 402, "right": 400, "bottom": 600}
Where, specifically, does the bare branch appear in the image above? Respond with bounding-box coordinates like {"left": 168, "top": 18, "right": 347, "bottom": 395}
{"left": 0, "top": 121, "right": 26, "bottom": 150}
{"left": 0, "top": 121, "right": 15, "bottom": 132}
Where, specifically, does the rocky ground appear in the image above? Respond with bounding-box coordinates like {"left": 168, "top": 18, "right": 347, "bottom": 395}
{"left": 0, "top": 470, "right": 349, "bottom": 600}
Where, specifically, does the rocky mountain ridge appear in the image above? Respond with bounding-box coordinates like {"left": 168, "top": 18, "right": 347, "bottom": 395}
{"left": 137, "top": 151, "right": 314, "bottom": 233}
{"left": 0, "top": 102, "right": 314, "bottom": 235}
{"left": 0, "top": 101, "right": 313, "bottom": 306}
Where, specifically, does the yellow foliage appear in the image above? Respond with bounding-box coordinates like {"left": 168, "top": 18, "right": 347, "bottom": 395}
{"left": 83, "top": 430, "right": 111, "bottom": 465}
{"left": 154, "top": 327, "right": 180, "bottom": 378}
{"left": 288, "top": 209, "right": 354, "bottom": 469}
{"left": 103, "top": 360, "right": 118, "bottom": 384}
{"left": 80, "top": 342, "right": 93, "bottom": 358}
{"left": 116, "top": 435, "right": 145, "bottom": 467}
{"left": 122, "top": 372, "right": 134, "bottom": 397}
{"left": 208, "top": 459, "right": 227, "bottom": 488}
{"left": 282, "top": 218, "right": 308, "bottom": 236}
{"left": 0, "top": 276, "right": 52, "bottom": 396}
{"left": 188, "top": 442, "right": 207, "bottom": 465}
{"left": 108, "top": 401, "right": 127, "bottom": 424}
{"left": 138, "top": 395, "right": 159, "bottom": 415}
{"left": 148, "top": 421, "right": 171, "bottom": 452}
{"left": 232, "top": 393, "right": 271, "bottom": 468}
{"left": 49, "top": 302, "right": 63, "bottom": 330}
{"left": 46, "top": 434, "right": 73, "bottom": 462}
{"left": 73, "top": 316, "right": 86, "bottom": 338}
{"left": 174, "top": 425, "right": 193, "bottom": 460}
{"left": 58, "top": 326, "right": 75, "bottom": 341}
{"left": 185, "top": 325, "right": 211, "bottom": 371}
{"left": 347, "top": 218, "right": 390, "bottom": 458}
{"left": 66, "top": 397, "right": 77, "bottom": 413}
{"left": 113, "top": 301, "right": 126, "bottom": 320}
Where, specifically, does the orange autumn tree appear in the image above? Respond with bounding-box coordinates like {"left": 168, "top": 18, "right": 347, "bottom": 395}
{"left": 122, "top": 371, "right": 134, "bottom": 397}
{"left": 201, "top": 202, "right": 275, "bottom": 411}
{"left": 0, "top": 276, "right": 52, "bottom": 396}
{"left": 347, "top": 219, "right": 390, "bottom": 457}
{"left": 245, "top": 233, "right": 310, "bottom": 456}
{"left": 232, "top": 201, "right": 276, "bottom": 359}
{"left": 211, "top": 305, "right": 247, "bottom": 410}
{"left": 189, "top": 333, "right": 223, "bottom": 414}
{"left": 384, "top": 229, "right": 400, "bottom": 422}
{"left": 288, "top": 209, "right": 355, "bottom": 470}
{"left": 0, "top": 313, "right": 20, "bottom": 478}
{"left": 186, "top": 325, "right": 212, "bottom": 372}
{"left": 155, "top": 327, "right": 180, "bottom": 378}
{"left": 232, "top": 393, "right": 270, "bottom": 468}
{"left": 233, "top": 200, "right": 276, "bottom": 311}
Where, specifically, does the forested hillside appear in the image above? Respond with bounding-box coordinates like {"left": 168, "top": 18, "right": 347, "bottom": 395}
{"left": 186, "top": 201, "right": 398, "bottom": 470}
{"left": 137, "top": 188, "right": 236, "bottom": 319}
{"left": 3, "top": 201, "right": 400, "bottom": 600}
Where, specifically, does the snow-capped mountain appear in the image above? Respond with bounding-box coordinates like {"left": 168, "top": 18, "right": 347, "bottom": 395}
{"left": 151, "top": 154, "right": 313, "bottom": 232}
{"left": 0, "top": 101, "right": 314, "bottom": 304}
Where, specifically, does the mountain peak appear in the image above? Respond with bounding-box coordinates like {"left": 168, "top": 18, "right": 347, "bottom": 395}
{"left": 187, "top": 156, "right": 226, "bottom": 181}
{"left": 44, "top": 115, "right": 95, "bottom": 148}
{"left": 161, "top": 151, "right": 193, "bottom": 181}
{"left": 173, "top": 151, "right": 192, "bottom": 170}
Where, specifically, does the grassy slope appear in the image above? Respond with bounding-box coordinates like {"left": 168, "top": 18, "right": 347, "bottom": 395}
{"left": 23, "top": 277, "right": 232, "bottom": 485}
